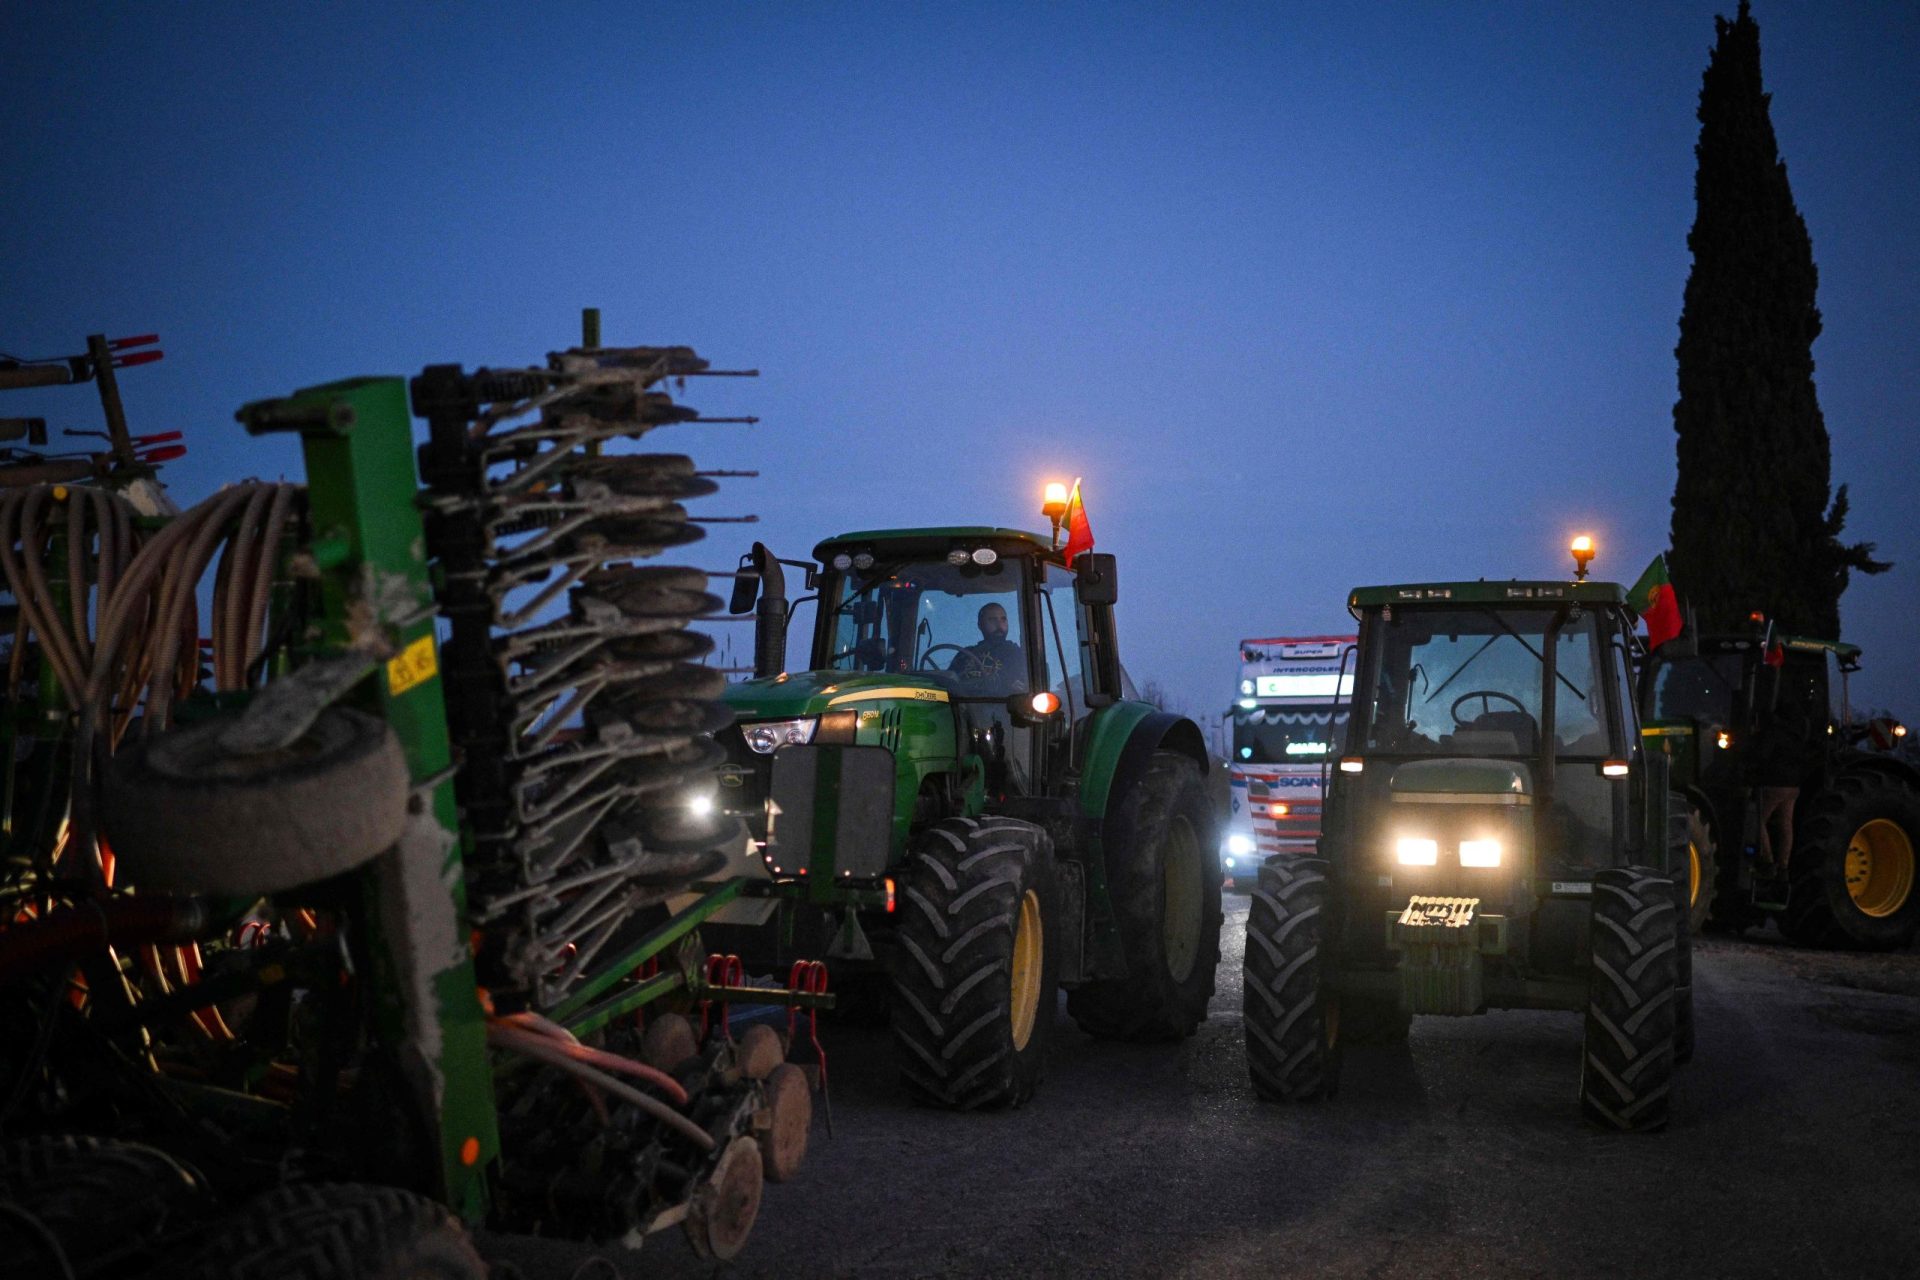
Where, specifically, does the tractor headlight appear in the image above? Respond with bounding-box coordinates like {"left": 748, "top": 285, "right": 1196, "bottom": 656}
{"left": 1395, "top": 836, "right": 1439, "bottom": 866}
{"left": 743, "top": 717, "right": 818, "bottom": 754}
{"left": 1458, "top": 838, "right": 1502, "bottom": 868}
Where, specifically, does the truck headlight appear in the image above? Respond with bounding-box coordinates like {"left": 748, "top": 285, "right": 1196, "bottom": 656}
{"left": 1395, "top": 837, "right": 1438, "bottom": 866}
{"left": 743, "top": 717, "right": 818, "bottom": 754}
{"left": 1226, "top": 834, "right": 1255, "bottom": 858}
{"left": 1458, "top": 838, "right": 1502, "bottom": 868}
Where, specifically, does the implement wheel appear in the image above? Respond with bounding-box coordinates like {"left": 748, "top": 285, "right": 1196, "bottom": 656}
{"left": 1787, "top": 770, "right": 1920, "bottom": 950}
{"left": 101, "top": 707, "right": 409, "bottom": 896}
{"left": 1243, "top": 855, "right": 1340, "bottom": 1101}
{"left": 1580, "top": 866, "right": 1679, "bottom": 1132}
{"left": 1067, "top": 752, "right": 1224, "bottom": 1042}
{"left": 179, "top": 1182, "right": 484, "bottom": 1279}
{"left": 888, "top": 816, "right": 1058, "bottom": 1109}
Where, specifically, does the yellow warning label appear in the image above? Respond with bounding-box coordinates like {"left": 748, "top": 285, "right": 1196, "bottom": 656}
{"left": 386, "top": 634, "right": 439, "bottom": 696}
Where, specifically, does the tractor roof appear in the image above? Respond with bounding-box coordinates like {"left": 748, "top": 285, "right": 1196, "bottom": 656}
{"left": 813, "top": 526, "right": 1060, "bottom": 561}
{"left": 1347, "top": 580, "right": 1627, "bottom": 608}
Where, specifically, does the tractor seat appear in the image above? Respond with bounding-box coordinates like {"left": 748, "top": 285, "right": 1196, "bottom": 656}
{"left": 1454, "top": 711, "right": 1538, "bottom": 755}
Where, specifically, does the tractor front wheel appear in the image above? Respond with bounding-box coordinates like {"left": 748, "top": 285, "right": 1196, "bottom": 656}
{"left": 1243, "top": 855, "right": 1340, "bottom": 1101}
{"left": 1580, "top": 866, "right": 1679, "bottom": 1132}
{"left": 1067, "top": 752, "right": 1223, "bottom": 1041}
{"left": 1787, "top": 769, "right": 1920, "bottom": 951}
{"left": 888, "top": 817, "right": 1059, "bottom": 1109}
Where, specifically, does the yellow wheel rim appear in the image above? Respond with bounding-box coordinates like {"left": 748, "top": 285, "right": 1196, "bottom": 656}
{"left": 1688, "top": 839, "right": 1703, "bottom": 909}
{"left": 1844, "top": 818, "right": 1915, "bottom": 919}
{"left": 1162, "top": 815, "right": 1203, "bottom": 984}
{"left": 1009, "top": 889, "right": 1044, "bottom": 1051}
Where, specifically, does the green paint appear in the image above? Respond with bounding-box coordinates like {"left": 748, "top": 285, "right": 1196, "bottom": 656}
{"left": 1388, "top": 758, "right": 1533, "bottom": 797}
{"left": 547, "top": 879, "right": 744, "bottom": 1024}
{"left": 276, "top": 375, "right": 497, "bottom": 1221}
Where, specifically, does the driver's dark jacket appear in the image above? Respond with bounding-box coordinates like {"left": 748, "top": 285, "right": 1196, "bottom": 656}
{"left": 950, "top": 637, "right": 1027, "bottom": 695}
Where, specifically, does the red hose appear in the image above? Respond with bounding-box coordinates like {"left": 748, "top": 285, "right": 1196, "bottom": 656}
{"left": 0, "top": 897, "right": 209, "bottom": 987}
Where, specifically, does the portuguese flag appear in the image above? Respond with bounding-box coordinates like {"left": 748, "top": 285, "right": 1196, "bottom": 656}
{"left": 1628, "top": 554, "right": 1683, "bottom": 651}
{"left": 1062, "top": 477, "right": 1096, "bottom": 563}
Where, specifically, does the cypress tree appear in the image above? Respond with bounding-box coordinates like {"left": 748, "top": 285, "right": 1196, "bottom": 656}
{"left": 1669, "top": 1, "right": 1887, "bottom": 639}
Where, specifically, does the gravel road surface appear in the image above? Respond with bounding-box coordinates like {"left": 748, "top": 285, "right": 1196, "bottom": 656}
{"left": 483, "top": 898, "right": 1920, "bottom": 1279}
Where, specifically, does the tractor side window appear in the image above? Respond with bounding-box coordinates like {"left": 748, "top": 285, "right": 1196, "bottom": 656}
{"left": 1551, "top": 621, "right": 1606, "bottom": 757}
{"left": 1649, "top": 656, "right": 1740, "bottom": 723}
{"left": 1608, "top": 634, "right": 1640, "bottom": 757}
{"left": 1040, "top": 563, "right": 1082, "bottom": 719}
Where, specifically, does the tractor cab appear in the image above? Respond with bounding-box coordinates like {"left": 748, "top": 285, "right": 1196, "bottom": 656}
{"left": 1336, "top": 579, "right": 1651, "bottom": 892}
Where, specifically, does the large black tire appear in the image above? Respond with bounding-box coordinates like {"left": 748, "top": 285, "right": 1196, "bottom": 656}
{"left": 1785, "top": 769, "right": 1920, "bottom": 951}
{"left": 1672, "top": 878, "right": 1695, "bottom": 1068}
{"left": 179, "top": 1182, "right": 485, "bottom": 1280}
{"left": 1067, "top": 752, "right": 1223, "bottom": 1041}
{"left": 0, "top": 1134, "right": 206, "bottom": 1279}
{"left": 1243, "top": 855, "right": 1340, "bottom": 1101}
{"left": 888, "top": 816, "right": 1059, "bottom": 1109}
{"left": 1580, "top": 867, "right": 1679, "bottom": 1132}
{"left": 102, "top": 707, "right": 409, "bottom": 896}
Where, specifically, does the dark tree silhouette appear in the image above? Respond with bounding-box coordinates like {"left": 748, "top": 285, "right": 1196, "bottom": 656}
{"left": 1669, "top": 1, "right": 1888, "bottom": 639}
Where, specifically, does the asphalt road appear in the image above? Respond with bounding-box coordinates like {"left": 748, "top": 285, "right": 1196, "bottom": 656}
{"left": 482, "top": 899, "right": 1920, "bottom": 1279}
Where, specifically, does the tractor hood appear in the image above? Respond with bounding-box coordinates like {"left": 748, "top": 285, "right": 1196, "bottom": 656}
{"left": 721, "top": 670, "right": 953, "bottom": 720}
{"left": 1389, "top": 758, "right": 1534, "bottom": 803}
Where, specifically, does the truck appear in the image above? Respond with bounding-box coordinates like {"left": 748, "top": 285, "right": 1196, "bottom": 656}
{"left": 1244, "top": 546, "right": 1696, "bottom": 1131}
{"left": 711, "top": 499, "right": 1223, "bottom": 1110}
{"left": 1639, "top": 617, "right": 1920, "bottom": 947}
{"left": 1223, "top": 634, "right": 1357, "bottom": 886}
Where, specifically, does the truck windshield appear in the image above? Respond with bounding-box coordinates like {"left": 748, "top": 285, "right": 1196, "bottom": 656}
{"left": 1362, "top": 607, "right": 1608, "bottom": 757}
{"left": 820, "top": 555, "right": 1030, "bottom": 697}
{"left": 1233, "top": 705, "right": 1349, "bottom": 763}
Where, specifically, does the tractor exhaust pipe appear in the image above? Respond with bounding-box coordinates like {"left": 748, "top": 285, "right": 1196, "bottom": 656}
{"left": 731, "top": 542, "right": 788, "bottom": 680}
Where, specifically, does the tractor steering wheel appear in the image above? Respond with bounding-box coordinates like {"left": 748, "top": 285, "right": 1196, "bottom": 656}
{"left": 1450, "top": 689, "right": 1530, "bottom": 727}
{"left": 919, "top": 643, "right": 983, "bottom": 678}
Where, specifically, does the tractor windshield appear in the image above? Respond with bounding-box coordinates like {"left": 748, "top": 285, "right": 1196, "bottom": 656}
{"left": 819, "top": 555, "right": 1031, "bottom": 697}
{"left": 1645, "top": 653, "right": 1743, "bottom": 724}
{"left": 1361, "top": 607, "right": 1609, "bottom": 758}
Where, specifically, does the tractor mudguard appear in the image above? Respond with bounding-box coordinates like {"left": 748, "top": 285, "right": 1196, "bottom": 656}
{"left": 1074, "top": 704, "right": 1211, "bottom": 973}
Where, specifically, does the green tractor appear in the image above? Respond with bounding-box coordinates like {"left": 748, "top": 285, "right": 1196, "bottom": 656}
{"left": 1244, "top": 569, "right": 1694, "bottom": 1131}
{"left": 710, "top": 515, "right": 1222, "bottom": 1109}
{"left": 1640, "top": 620, "right": 1920, "bottom": 948}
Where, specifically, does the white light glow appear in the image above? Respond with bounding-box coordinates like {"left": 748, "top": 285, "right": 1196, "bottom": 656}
{"left": 1396, "top": 837, "right": 1438, "bottom": 866}
{"left": 1284, "top": 742, "right": 1330, "bottom": 755}
{"left": 1227, "top": 834, "right": 1255, "bottom": 857}
{"left": 688, "top": 794, "right": 715, "bottom": 818}
{"left": 1459, "top": 839, "right": 1501, "bottom": 868}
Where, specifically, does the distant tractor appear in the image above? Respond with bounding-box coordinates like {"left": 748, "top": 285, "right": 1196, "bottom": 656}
{"left": 1640, "top": 621, "right": 1920, "bottom": 948}
{"left": 1244, "top": 549, "right": 1694, "bottom": 1131}
{"left": 710, "top": 497, "right": 1222, "bottom": 1110}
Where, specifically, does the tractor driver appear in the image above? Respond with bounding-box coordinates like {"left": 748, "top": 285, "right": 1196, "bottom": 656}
{"left": 949, "top": 602, "right": 1027, "bottom": 697}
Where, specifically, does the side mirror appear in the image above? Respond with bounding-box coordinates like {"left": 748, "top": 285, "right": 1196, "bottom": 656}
{"left": 729, "top": 550, "right": 760, "bottom": 615}
{"left": 1072, "top": 552, "right": 1118, "bottom": 606}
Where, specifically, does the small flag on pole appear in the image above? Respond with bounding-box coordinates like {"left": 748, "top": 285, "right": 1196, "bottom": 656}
{"left": 1627, "top": 554, "right": 1683, "bottom": 651}
{"left": 1062, "top": 478, "right": 1095, "bottom": 563}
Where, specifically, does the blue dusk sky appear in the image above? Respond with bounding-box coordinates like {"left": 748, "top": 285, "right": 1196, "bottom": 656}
{"left": 5, "top": 2, "right": 1916, "bottom": 729}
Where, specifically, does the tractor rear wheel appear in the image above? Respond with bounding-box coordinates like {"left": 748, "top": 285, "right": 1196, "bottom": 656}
{"left": 1679, "top": 801, "right": 1716, "bottom": 934}
{"left": 1580, "top": 866, "right": 1679, "bottom": 1132}
{"left": 1787, "top": 769, "right": 1920, "bottom": 951}
{"left": 887, "top": 816, "right": 1058, "bottom": 1109}
{"left": 178, "top": 1182, "right": 485, "bottom": 1279}
{"left": 1243, "top": 855, "right": 1340, "bottom": 1101}
{"left": 1066, "top": 752, "right": 1223, "bottom": 1041}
